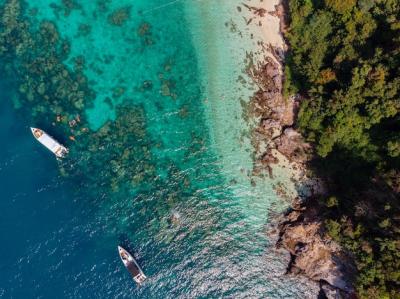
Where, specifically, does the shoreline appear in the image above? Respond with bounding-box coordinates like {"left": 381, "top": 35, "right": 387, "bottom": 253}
{"left": 243, "top": 1, "right": 357, "bottom": 298}
{"left": 183, "top": 0, "right": 297, "bottom": 222}
{"left": 243, "top": 0, "right": 313, "bottom": 195}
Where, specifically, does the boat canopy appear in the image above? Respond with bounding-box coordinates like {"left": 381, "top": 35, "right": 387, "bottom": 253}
{"left": 37, "top": 133, "right": 62, "bottom": 152}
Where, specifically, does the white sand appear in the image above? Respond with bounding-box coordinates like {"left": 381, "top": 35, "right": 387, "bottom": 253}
{"left": 253, "top": 0, "right": 284, "bottom": 48}
{"left": 241, "top": 0, "right": 285, "bottom": 62}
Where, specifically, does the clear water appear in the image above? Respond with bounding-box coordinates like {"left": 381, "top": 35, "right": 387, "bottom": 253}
{"left": 0, "top": 1, "right": 317, "bottom": 298}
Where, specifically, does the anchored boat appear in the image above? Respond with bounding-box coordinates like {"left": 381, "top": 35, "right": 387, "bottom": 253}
{"left": 30, "top": 127, "right": 68, "bottom": 159}
{"left": 118, "top": 246, "right": 147, "bottom": 285}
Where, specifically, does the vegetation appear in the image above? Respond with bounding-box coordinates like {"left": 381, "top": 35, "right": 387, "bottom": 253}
{"left": 284, "top": 0, "right": 400, "bottom": 297}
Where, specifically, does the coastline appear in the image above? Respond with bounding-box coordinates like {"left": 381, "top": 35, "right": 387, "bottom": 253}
{"left": 240, "top": 0, "right": 313, "bottom": 196}
{"left": 245, "top": 1, "right": 357, "bottom": 298}
{"left": 184, "top": 0, "right": 323, "bottom": 296}
{"left": 1, "top": 0, "right": 396, "bottom": 297}
{"left": 183, "top": 0, "right": 293, "bottom": 224}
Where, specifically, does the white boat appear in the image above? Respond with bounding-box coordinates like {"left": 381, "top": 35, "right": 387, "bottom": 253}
{"left": 30, "top": 127, "right": 68, "bottom": 159}
{"left": 118, "top": 246, "right": 147, "bottom": 285}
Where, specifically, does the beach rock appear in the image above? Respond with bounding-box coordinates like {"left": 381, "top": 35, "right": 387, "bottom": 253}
{"left": 261, "top": 118, "right": 282, "bottom": 138}
{"left": 250, "top": 59, "right": 303, "bottom": 163}
{"left": 249, "top": 58, "right": 302, "bottom": 160}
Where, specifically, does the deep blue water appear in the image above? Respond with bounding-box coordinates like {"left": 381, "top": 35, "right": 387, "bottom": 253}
{"left": 0, "top": 77, "right": 72, "bottom": 297}
{"left": 0, "top": 1, "right": 317, "bottom": 298}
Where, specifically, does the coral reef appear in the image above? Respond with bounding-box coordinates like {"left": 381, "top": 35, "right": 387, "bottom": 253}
{"left": 0, "top": 0, "right": 155, "bottom": 197}
{"left": 66, "top": 105, "right": 156, "bottom": 193}
{"left": 0, "top": 0, "right": 93, "bottom": 134}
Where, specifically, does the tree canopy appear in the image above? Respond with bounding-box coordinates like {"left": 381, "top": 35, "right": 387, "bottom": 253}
{"left": 285, "top": 0, "right": 400, "bottom": 297}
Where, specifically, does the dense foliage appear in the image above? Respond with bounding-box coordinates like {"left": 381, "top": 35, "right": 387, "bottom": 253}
{"left": 284, "top": 0, "right": 400, "bottom": 297}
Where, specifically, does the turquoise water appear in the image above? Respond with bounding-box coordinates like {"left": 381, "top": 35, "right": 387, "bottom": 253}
{"left": 0, "top": 0, "right": 316, "bottom": 298}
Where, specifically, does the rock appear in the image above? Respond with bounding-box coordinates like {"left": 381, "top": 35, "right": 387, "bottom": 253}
{"left": 261, "top": 150, "right": 279, "bottom": 165}
{"left": 283, "top": 127, "right": 300, "bottom": 139}
{"left": 292, "top": 196, "right": 307, "bottom": 210}
{"left": 277, "top": 201, "right": 356, "bottom": 298}
{"left": 321, "top": 283, "right": 344, "bottom": 299}
{"left": 261, "top": 118, "right": 282, "bottom": 138}
{"left": 249, "top": 57, "right": 307, "bottom": 169}
{"left": 275, "top": 128, "right": 311, "bottom": 163}
{"left": 265, "top": 62, "right": 280, "bottom": 78}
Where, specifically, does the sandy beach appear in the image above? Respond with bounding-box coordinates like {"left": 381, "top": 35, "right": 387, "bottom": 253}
{"left": 241, "top": 0, "right": 285, "bottom": 62}
{"left": 250, "top": 0, "right": 284, "bottom": 45}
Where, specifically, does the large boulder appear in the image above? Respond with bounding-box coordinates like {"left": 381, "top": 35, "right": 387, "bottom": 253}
{"left": 277, "top": 201, "right": 356, "bottom": 298}
{"left": 275, "top": 128, "right": 311, "bottom": 163}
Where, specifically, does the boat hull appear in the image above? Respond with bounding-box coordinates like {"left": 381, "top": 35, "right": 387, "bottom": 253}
{"left": 30, "top": 127, "right": 68, "bottom": 158}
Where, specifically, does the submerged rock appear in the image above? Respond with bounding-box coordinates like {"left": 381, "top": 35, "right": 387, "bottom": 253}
{"left": 107, "top": 7, "right": 131, "bottom": 26}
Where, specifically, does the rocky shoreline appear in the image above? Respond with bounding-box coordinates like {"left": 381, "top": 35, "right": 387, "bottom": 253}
{"left": 245, "top": 2, "right": 357, "bottom": 298}
{"left": 273, "top": 198, "right": 357, "bottom": 299}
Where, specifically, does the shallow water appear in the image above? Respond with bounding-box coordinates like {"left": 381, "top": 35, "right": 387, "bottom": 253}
{"left": 0, "top": 1, "right": 317, "bottom": 298}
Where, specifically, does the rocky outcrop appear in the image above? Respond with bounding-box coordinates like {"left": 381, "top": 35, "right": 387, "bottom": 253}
{"left": 247, "top": 36, "right": 357, "bottom": 299}
{"left": 274, "top": 128, "right": 312, "bottom": 164}
{"left": 250, "top": 55, "right": 354, "bottom": 297}
{"left": 275, "top": 199, "right": 357, "bottom": 298}
{"left": 249, "top": 57, "right": 355, "bottom": 298}
{"left": 249, "top": 55, "right": 311, "bottom": 170}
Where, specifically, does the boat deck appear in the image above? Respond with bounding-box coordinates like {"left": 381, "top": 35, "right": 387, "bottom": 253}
{"left": 127, "top": 261, "right": 140, "bottom": 277}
